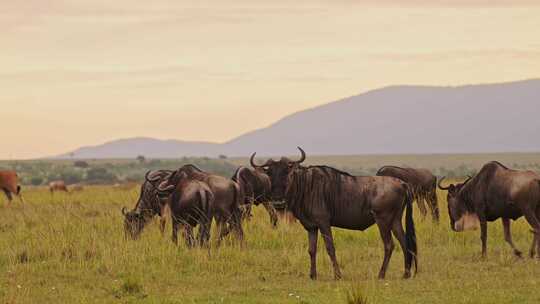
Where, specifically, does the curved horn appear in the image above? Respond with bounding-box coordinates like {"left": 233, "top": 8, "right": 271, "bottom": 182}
{"left": 437, "top": 176, "right": 451, "bottom": 190}
{"left": 122, "top": 207, "right": 128, "bottom": 215}
{"left": 157, "top": 180, "right": 175, "bottom": 192}
{"left": 250, "top": 152, "right": 263, "bottom": 168}
{"left": 145, "top": 170, "right": 162, "bottom": 182}
{"left": 293, "top": 146, "right": 306, "bottom": 164}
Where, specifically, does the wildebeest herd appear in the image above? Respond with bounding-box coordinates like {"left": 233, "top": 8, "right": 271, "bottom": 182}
{"left": 1, "top": 149, "right": 539, "bottom": 280}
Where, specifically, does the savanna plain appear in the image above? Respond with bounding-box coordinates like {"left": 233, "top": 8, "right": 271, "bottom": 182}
{"left": 1, "top": 155, "right": 540, "bottom": 303}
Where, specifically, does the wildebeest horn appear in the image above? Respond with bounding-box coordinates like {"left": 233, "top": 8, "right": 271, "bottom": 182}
{"left": 145, "top": 170, "right": 162, "bottom": 182}
{"left": 250, "top": 152, "right": 273, "bottom": 168}
{"left": 437, "top": 176, "right": 451, "bottom": 190}
{"left": 250, "top": 152, "right": 262, "bottom": 168}
{"left": 122, "top": 207, "right": 128, "bottom": 215}
{"left": 157, "top": 180, "right": 175, "bottom": 192}
{"left": 292, "top": 146, "right": 306, "bottom": 164}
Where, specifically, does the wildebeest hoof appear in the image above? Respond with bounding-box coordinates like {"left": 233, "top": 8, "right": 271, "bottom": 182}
{"left": 402, "top": 272, "right": 412, "bottom": 279}
{"left": 334, "top": 274, "right": 342, "bottom": 280}
{"left": 514, "top": 250, "right": 523, "bottom": 258}
{"left": 310, "top": 273, "right": 317, "bottom": 280}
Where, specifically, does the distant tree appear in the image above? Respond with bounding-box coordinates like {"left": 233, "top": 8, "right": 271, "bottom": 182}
{"left": 218, "top": 154, "right": 228, "bottom": 159}
{"left": 73, "top": 160, "right": 89, "bottom": 168}
{"left": 136, "top": 155, "right": 146, "bottom": 163}
{"left": 30, "top": 177, "right": 43, "bottom": 186}
{"left": 86, "top": 168, "right": 117, "bottom": 184}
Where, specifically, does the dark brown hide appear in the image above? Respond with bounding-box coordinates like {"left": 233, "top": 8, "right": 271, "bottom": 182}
{"left": 158, "top": 165, "right": 244, "bottom": 245}
{"left": 377, "top": 166, "right": 439, "bottom": 222}
{"left": 168, "top": 173, "right": 215, "bottom": 247}
{"left": 441, "top": 161, "right": 540, "bottom": 258}
{"left": 232, "top": 166, "right": 277, "bottom": 227}
{"left": 285, "top": 166, "right": 417, "bottom": 280}
{"left": 122, "top": 170, "right": 173, "bottom": 240}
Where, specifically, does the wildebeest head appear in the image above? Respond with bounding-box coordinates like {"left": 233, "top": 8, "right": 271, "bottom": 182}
{"left": 438, "top": 176, "right": 478, "bottom": 231}
{"left": 250, "top": 147, "right": 306, "bottom": 201}
{"left": 122, "top": 170, "right": 172, "bottom": 240}
{"left": 122, "top": 207, "right": 145, "bottom": 240}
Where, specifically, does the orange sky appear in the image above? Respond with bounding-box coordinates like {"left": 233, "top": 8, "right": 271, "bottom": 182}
{"left": 1, "top": 1, "right": 540, "bottom": 159}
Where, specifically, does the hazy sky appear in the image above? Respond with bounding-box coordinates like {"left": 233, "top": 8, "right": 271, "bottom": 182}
{"left": 2, "top": 0, "right": 540, "bottom": 159}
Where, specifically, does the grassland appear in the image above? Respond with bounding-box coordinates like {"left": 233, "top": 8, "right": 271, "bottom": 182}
{"left": 1, "top": 182, "right": 539, "bottom": 303}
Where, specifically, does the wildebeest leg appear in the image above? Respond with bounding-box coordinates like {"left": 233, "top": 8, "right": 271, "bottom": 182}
{"left": 428, "top": 191, "right": 440, "bottom": 222}
{"left": 502, "top": 218, "right": 522, "bottom": 257}
{"left": 198, "top": 219, "right": 211, "bottom": 247}
{"left": 171, "top": 219, "right": 179, "bottom": 245}
{"left": 416, "top": 194, "right": 428, "bottom": 217}
{"left": 376, "top": 220, "right": 395, "bottom": 279}
{"left": 319, "top": 225, "right": 342, "bottom": 280}
{"left": 480, "top": 217, "right": 488, "bottom": 257}
{"left": 3, "top": 189, "right": 13, "bottom": 203}
{"left": 262, "top": 202, "right": 278, "bottom": 228}
{"left": 522, "top": 211, "right": 540, "bottom": 259}
{"left": 391, "top": 220, "right": 411, "bottom": 279}
{"left": 182, "top": 224, "right": 195, "bottom": 248}
{"left": 529, "top": 233, "right": 537, "bottom": 258}
{"left": 216, "top": 217, "right": 230, "bottom": 247}
{"left": 159, "top": 217, "right": 167, "bottom": 236}
{"left": 307, "top": 229, "right": 318, "bottom": 280}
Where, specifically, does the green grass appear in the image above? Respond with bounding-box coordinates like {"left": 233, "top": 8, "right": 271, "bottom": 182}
{"left": 1, "top": 183, "right": 539, "bottom": 303}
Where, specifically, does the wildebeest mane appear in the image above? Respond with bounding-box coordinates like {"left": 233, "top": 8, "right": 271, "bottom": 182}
{"left": 285, "top": 165, "right": 352, "bottom": 217}
{"left": 458, "top": 161, "right": 508, "bottom": 212}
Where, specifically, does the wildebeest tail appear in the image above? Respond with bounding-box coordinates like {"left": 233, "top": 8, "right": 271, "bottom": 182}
{"left": 16, "top": 185, "right": 21, "bottom": 195}
{"left": 404, "top": 185, "right": 418, "bottom": 274}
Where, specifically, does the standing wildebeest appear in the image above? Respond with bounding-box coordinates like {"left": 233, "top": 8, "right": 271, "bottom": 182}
{"left": 157, "top": 165, "right": 244, "bottom": 244}
{"left": 250, "top": 147, "right": 306, "bottom": 216}
{"left": 286, "top": 165, "right": 417, "bottom": 280}
{"left": 377, "top": 166, "right": 439, "bottom": 222}
{"left": 438, "top": 161, "right": 540, "bottom": 258}
{"left": 231, "top": 166, "right": 278, "bottom": 227}
{"left": 151, "top": 171, "right": 214, "bottom": 247}
{"left": 49, "top": 180, "right": 69, "bottom": 193}
{"left": 122, "top": 170, "right": 174, "bottom": 240}
{"left": 0, "top": 170, "right": 24, "bottom": 204}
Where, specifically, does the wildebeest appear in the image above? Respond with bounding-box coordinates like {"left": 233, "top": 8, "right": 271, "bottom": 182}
{"left": 157, "top": 165, "right": 244, "bottom": 244}
{"left": 155, "top": 171, "right": 214, "bottom": 247}
{"left": 49, "top": 180, "right": 69, "bottom": 193}
{"left": 250, "top": 147, "right": 306, "bottom": 216}
{"left": 438, "top": 161, "right": 540, "bottom": 258}
{"left": 0, "top": 170, "right": 24, "bottom": 204}
{"left": 122, "top": 170, "right": 174, "bottom": 240}
{"left": 231, "top": 166, "right": 278, "bottom": 227}
{"left": 285, "top": 165, "right": 417, "bottom": 280}
{"left": 377, "top": 166, "right": 439, "bottom": 222}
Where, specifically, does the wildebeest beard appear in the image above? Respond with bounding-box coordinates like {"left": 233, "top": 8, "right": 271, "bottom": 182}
{"left": 122, "top": 170, "right": 172, "bottom": 239}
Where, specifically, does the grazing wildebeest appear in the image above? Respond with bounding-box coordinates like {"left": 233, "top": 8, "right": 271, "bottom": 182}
{"left": 250, "top": 147, "right": 306, "bottom": 219}
{"left": 157, "top": 165, "right": 244, "bottom": 244}
{"left": 438, "top": 161, "right": 540, "bottom": 258}
{"left": 122, "top": 170, "right": 174, "bottom": 240}
{"left": 285, "top": 165, "right": 417, "bottom": 280}
{"left": 377, "top": 166, "right": 439, "bottom": 222}
{"left": 231, "top": 166, "right": 278, "bottom": 227}
{"left": 49, "top": 180, "right": 69, "bottom": 193}
{"left": 152, "top": 171, "right": 214, "bottom": 247}
{"left": 0, "top": 170, "right": 24, "bottom": 204}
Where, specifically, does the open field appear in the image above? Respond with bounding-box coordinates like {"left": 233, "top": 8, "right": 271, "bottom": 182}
{"left": 1, "top": 183, "right": 539, "bottom": 303}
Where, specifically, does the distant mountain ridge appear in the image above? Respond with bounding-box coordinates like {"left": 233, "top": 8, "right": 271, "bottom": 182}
{"left": 55, "top": 79, "right": 540, "bottom": 159}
